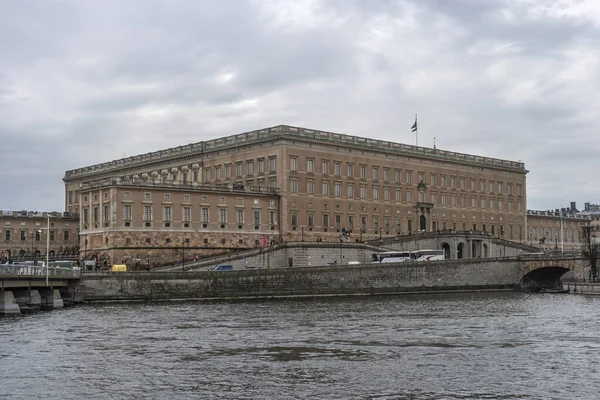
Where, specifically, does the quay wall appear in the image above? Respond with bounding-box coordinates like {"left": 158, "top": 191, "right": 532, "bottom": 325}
{"left": 81, "top": 258, "right": 523, "bottom": 302}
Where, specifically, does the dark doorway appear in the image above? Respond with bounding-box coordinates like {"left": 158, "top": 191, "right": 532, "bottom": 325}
{"left": 441, "top": 243, "right": 450, "bottom": 259}
{"left": 457, "top": 243, "right": 464, "bottom": 259}
{"left": 420, "top": 215, "right": 426, "bottom": 232}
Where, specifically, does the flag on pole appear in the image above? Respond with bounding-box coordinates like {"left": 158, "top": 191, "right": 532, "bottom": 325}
{"left": 411, "top": 114, "right": 418, "bottom": 132}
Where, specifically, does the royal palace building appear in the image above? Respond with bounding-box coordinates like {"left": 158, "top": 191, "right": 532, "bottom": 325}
{"left": 63, "top": 125, "right": 528, "bottom": 265}
{"left": 0, "top": 210, "right": 80, "bottom": 261}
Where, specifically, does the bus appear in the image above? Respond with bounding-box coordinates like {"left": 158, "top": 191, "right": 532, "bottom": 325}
{"left": 371, "top": 251, "right": 412, "bottom": 263}
{"left": 410, "top": 249, "right": 446, "bottom": 261}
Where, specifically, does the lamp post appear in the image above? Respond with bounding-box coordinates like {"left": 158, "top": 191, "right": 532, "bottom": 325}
{"left": 45, "top": 216, "right": 50, "bottom": 286}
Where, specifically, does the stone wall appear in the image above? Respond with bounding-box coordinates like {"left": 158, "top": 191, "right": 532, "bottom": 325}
{"left": 81, "top": 258, "right": 522, "bottom": 302}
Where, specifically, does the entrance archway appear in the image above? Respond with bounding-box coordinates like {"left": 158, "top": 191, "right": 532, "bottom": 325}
{"left": 420, "top": 215, "right": 427, "bottom": 232}
{"left": 441, "top": 242, "right": 450, "bottom": 259}
{"left": 457, "top": 243, "right": 464, "bottom": 259}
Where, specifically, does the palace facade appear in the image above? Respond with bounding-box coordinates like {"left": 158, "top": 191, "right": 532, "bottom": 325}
{"left": 63, "top": 125, "right": 529, "bottom": 265}
{"left": 0, "top": 210, "right": 80, "bottom": 261}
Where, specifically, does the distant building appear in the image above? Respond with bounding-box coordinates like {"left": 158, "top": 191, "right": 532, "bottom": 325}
{"left": 0, "top": 210, "right": 79, "bottom": 260}
{"left": 526, "top": 202, "right": 590, "bottom": 250}
{"left": 63, "top": 125, "right": 529, "bottom": 265}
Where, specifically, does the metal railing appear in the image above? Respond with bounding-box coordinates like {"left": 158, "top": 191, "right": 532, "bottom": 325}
{"left": 0, "top": 264, "right": 81, "bottom": 278}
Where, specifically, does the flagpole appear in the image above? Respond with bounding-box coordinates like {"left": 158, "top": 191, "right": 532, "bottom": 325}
{"left": 415, "top": 114, "right": 418, "bottom": 147}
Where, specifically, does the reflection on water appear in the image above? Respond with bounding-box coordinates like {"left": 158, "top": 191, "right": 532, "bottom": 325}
{"left": 1, "top": 292, "right": 600, "bottom": 400}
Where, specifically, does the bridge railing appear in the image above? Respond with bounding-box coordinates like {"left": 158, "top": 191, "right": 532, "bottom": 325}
{"left": 0, "top": 264, "right": 81, "bottom": 278}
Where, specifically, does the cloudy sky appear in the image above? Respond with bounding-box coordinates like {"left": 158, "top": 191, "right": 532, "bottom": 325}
{"left": 1, "top": 0, "right": 598, "bottom": 213}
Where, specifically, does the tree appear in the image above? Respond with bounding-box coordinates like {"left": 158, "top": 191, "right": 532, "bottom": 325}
{"left": 581, "top": 226, "right": 598, "bottom": 282}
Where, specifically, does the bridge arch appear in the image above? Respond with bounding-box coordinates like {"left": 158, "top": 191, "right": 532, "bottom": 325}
{"left": 521, "top": 265, "right": 572, "bottom": 291}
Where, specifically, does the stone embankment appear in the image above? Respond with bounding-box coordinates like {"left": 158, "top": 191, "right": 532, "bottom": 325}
{"left": 81, "top": 258, "right": 521, "bottom": 302}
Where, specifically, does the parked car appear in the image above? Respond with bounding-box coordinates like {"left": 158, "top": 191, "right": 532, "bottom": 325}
{"left": 243, "top": 265, "right": 261, "bottom": 270}
{"left": 209, "top": 264, "right": 233, "bottom": 271}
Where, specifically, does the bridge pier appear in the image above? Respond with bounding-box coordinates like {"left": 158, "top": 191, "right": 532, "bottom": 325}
{"left": 59, "top": 285, "right": 85, "bottom": 306}
{"left": 0, "top": 290, "right": 21, "bottom": 315}
{"left": 39, "top": 288, "right": 64, "bottom": 310}
{"left": 13, "top": 289, "right": 42, "bottom": 312}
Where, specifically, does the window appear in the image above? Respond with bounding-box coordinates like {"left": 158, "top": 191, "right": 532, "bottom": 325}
{"left": 348, "top": 215, "right": 354, "bottom": 229}
{"left": 508, "top": 183, "right": 512, "bottom": 195}
{"left": 418, "top": 172, "right": 424, "bottom": 183}
{"left": 461, "top": 195, "right": 466, "bottom": 207}
{"left": 93, "top": 207, "right": 99, "bottom": 223}
{"left": 193, "top": 170, "right": 198, "bottom": 182}
{"left": 219, "top": 208, "right": 227, "bottom": 223}
{"left": 258, "top": 159, "right": 265, "bottom": 173}
{"left": 183, "top": 207, "right": 191, "bottom": 222}
{"left": 322, "top": 160, "right": 329, "bottom": 175}
{"left": 307, "top": 159, "right": 314, "bottom": 173}
{"left": 225, "top": 164, "right": 231, "bottom": 178}
{"left": 104, "top": 205, "right": 110, "bottom": 221}
{"left": 201, "top": 207, "right": 209, "bottom": 223}
{"left": 460, "top": 178, "right": 465, "bottom": 189}
{"left": 124, "top": 205, "right": 132, "bottom": 221}
{"left": 63, "top": 231, "right": 69, "bottom": 241}
{"left": 347, "top": 164, "right": 353, "bottom": 177}
{"left": 481, "top": 180, "right": 486, "bottom": 192}
{"left": 395, "top": 170, "right": 401, "bottom": 183}
{"left": 183, "top": 172, "right": 188, "bottom": 184}
{"left": 431, "top": 175, "right": 436, "bottom": 186}
{"left": 406, "top": 171, "right": 412, "bottom": 184}
{"left": 383, "top": 168, "right": 389, "bottom": 182}
{"left": 291, "top": 212, "right": 298, "bottom": 226}
{"left": 419, "top": 191, "right": 425, "bottom": 202}
{"left": 373, "top": 187, "right": 379, "bottom": 200}
{"left": 360, "top": 165, "right": 366, "bottom": 179}
{"left": 471, "top": 179, "right": 476, "bottom": 191}
{"left": 323, "top": 214, "right": 329, "bottom": 229}
{"left": 395, "top": 189, "right": 401, "bottom": 202}
{"left": 335, "top": 214, "right": 341, "bottom": 229}
{"left": 307, "top": 180, "right": 314, "bottom": 194}
{"left": 163, "top": 206, "right": 172, "bottom": 221}
{"left": 236, "top": 162, "right": 242, "bottom": 177}
{"left": 50, "top": 231, "right": 55, "bottom": 241}
{"left": 452, "top": 194, "right": 457, "bottom": 206}
{"left": 406, "top": 191, "right": 412, "bottom": 202}
{"left": 396, "top": 217, "right": 401, "bottom": 234}
{"left": 489, "top": 181, "right": 494, "bottom": 193}
{"left": 246, "top": 161, "right": 253, "bottom": 175}
{"left": 499, "top": 199, "right": 504, "bottom": 209}
{"left": 441, "top": 176, "right": 447, "bottom": 188}
{"left": 498, "top": 182, "right": 503, "bottom": 193}
{"left": 490, "top": 199, "right": 495, "bottom": 210}
{"left": 20, "top": 230, "right": 26, "bottom": 241}
{"left": 450, "top": 176, "right": 456, "bottom": 188}
{"left": 308, "top": 214, "right": 314, "bottom": 227}
{"left": 517, "top": 184, "right": 522, "bottom": 196}
{"left": 432, "top": 193, "right": 437, "bottom": 204}
{"left": 374, "top": 217, "right": 379, "bottom": 232}
{"left": 215, "top": 166, "right": 221, "bottom": 180}
{"left": 384, "top": 187, "right": 389, "bottom": 201}
{"left": 373, "top": 167, "right": 379, "bottom": 180}
{"left": 290, "top": 179, "right": 298, "bottom": 193}
{"left": 335, "top": 183, "right": 341, "bottom": 197}
{"left": 183, "top": 194, "right": 190, "bottom": 201}
{"left": 143, "top": 206, "right": 152, "bottom": 221}
{"left": 347, "top": 185, "right": 354, "bottom": 198}
{"left": 334, "top": 162, "right": 341, "bottom": 176}
{"left": 269, "top": 157, "right": 276, "bottom": 172}
{"left": 35, "top": 231, "right": 41, "bottom": 241}
{"left": 360, "top": 185, "right": 367, "bottom": 199}
{"left": 124, "top": 192, "right": 131, "bottom": 199}
{"left": 83, "top": 208, "right": 89, "bottom": 224}
{"left": 290, "top": 157, "right": 297, "bottom": 171}
{"left": 270, "top": 211, "right": 277, "bottom": 225}
{"left": 237, "top": 209, "right": 244, "bottom": 224}
{"left": 441, "top": 193, "right": 447, "bottom": 205}
{"left": 471, "top": 196, "right": 476, "bottom": 208}
{"left": 4, "top": 230, "right": 10, "bottom": 241}
{"left": 481, "top": 198, "right": 486, "bottom": 209}
{"left": 253, "top": 210, "right": 261, "bottom": 226}
{"left": 322, "top": 182, "right": 329, "bottom": 196}
{"left": 517, "top": 200, "right": 522, "bottom": 212}
{"left": 164, "top": 193, "right": 171, "bottom": 201}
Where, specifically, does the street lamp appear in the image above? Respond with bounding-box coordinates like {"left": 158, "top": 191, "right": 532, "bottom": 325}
{"left": 45, "top": 216, "right": 50, "bottom": 286}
